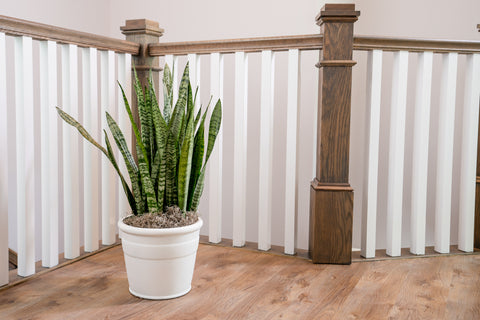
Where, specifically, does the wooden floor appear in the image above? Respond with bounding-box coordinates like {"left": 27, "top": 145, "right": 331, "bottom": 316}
{"left": 1, "top": 245, "right": 479, "bottom": 320}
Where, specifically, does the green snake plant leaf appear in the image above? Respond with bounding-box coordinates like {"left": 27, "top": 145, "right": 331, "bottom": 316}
{"left": 105, "top": 112, "right": 138, "bottom": 173}
{"left": 187, "top": 107, "right": 206, "bottom": 210}
{"left": 57, "top": 106, "right": 140, "bottom": 215}
{"left": 190, "top": 168, "right": 205, "bottom": 212}
{"left": 204, "top": 99, "right": 222, "bottom": 166}
{"left": 150, "top": 150, "right": 161, "bottom": 186}
{"left": 186, "top": 81, "right": 194, "bottom": 126}
{"left": 133, "top": 69, "right": 153, "bottom": 167}
{"left": 118, "top": 83, "right": 149, "bottom": 168}
{"left": 136, "top": 141, "right": 158, "bottom": 212}
{"left": 145, "top": 82, "right": 155, "bottom": 166}
{"left": 177, "top": 108, "right": 195, "bottom": 211}
{"left": 150, "top": 78, "right": 168, "bottom": 211}
{"left": 165, "top": 129, "right": 178, "bottom": 206}
{"left": 105, "top": 112, "right": 144, "bottom": 216}
{"left": 156, "top": 152, "right": 166, "bottom": 211}
{"left": 163, "top": 64, "right": 173, "bottom": 123}
{"left": 179, "top": 81, "right": 194, "bottom": 149}
{"left": 193, "top": 86, "right": 199, "bottom": 110}
{"left": 178, "top": 111, "right": 186, "bottom": 152}
{"left": 169, "top": 63, "right": 190, "bottom": 143}
{"left": 193, "top": 105, "right": 202, "bottom": 132}
{"left": 195, "top": 95, "right": 212, "bottom": 132}
{"left": 103, "top": 129, "right": 140, "bottom": 216}
{"left": 190, "top": 99, "right": 222, "bottom": 211}
{"left": 56, "top": 107, "right": 108, "bottom": 155}
{"left": 177, "top": 62, "right": 190, "bottom": 111}
{"left": 150, "top": 150, "right": 165, "bottom": 211}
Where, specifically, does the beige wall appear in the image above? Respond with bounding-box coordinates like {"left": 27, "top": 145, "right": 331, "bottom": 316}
{"left": 0, "top": 0, "right": 111, "bottom": 36}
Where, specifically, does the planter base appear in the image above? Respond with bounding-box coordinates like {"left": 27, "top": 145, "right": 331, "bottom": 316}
{"left": 129, "top": 286, "right": 191, "bottom": 300}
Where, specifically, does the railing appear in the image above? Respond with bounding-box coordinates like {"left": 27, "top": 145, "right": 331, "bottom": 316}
{"left": 143, "top": 4, "right": 480, "bottom": 263}
{"left": 1, "top": 4, "right": 480, "bottom": 289}
{"left": 358, "top": 36, "right": 480, "bottom": 258}
{"left": 0, "top": 15, "right": 136, "bottom": 286}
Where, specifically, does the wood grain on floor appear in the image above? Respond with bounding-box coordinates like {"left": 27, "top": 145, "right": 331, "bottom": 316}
{"left": 0, "top": 244, "right": 479, "bottom": 320}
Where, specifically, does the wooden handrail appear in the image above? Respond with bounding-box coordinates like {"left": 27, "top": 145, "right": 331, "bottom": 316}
{"left": 149, "top": 34, "right": 480, "bottom": 56}
{"left": 354, "top": 35, "right": 480, "bottom": 53}
{"left": 0, "top": 15, "right": 140, "bottom": 54}
{"left": 148, "top": 34, "right": 323, "bottom": 55}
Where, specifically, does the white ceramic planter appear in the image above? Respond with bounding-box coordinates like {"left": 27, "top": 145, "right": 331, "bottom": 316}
{"left": 118, "top": 217, "right": 203, "bottom": 300}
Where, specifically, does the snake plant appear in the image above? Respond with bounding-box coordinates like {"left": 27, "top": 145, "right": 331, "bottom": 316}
{"left": 57, "top": 63, "right": 222, "bottom": 216}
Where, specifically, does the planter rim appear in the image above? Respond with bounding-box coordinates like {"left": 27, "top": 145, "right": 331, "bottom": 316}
{"left": 118, "top": 216, "right": 203, "bottom": 236}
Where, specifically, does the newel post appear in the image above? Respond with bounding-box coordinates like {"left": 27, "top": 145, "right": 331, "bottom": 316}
{"left": 120, "top": 19, "right": 164, "bottom": 146}
{"left": 309, "top": 4, "right": 359, "bottom": 264}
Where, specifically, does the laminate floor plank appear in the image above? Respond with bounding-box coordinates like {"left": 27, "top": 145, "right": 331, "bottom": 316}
{"left": 0, "top": 244, "right": 479, "bottom": 319}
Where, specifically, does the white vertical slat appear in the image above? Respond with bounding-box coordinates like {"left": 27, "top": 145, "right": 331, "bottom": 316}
{"left": 258, "top": 50, "right": 275, "bottom": 251}
{"left": 165, "top": 54, "right": 173, "bottom": 71}
{"left": 39, "top": 40, "right": 59, "bottom": 266}
{"left": 82, "top": 47, "right": 99, "bottom": 252}
{"left": 61, "top": 44, "right": 80, "bottom": 259}
{"left": 187, "top": 53, "right": 201, "bottom": 113}
{"left": 172, "top": 56, "right": 180, "bottom": 106}
{"left": 208, "top": 52, "right": 224, "bottom": 243}
{"left": 284, "top": 49, "right": 300, "bottom": 255}
{"left": 0, "top": 33, "right": 8, "bottom": 285}
{"left": 458, "top": 53, "right": 480, "bottom": 252}
{"left": 233, "top": 51, "right": 248, "bottom": 247}
{"left": 410, "top": 51, "right": 433, "bottom": 255}
{"left": 117, "top": 53, "right": 132, "bottom": 219}
{"left": 100, "top": 50, "right": 117, "bottom": 245}
{"left": 435, "top": 52, "right": 458, "bottom": 254}
{"left": 361, "top": 49, "right": 383, "bottom": 258}
{"left": 386, "top": 50, "right": 409, "bottom": 257}
{"left": 312, "top": 71, "right": 318, "bottom": 179}
{"left": 14, "top": 36, "right": 36, "bottom": 275}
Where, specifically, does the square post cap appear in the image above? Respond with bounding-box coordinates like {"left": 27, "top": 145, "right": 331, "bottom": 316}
{"left": 121, "top": 19, "right": 164, "bottom": 37}
{"left": 316, "top": 4, "right": 360, "bottom": 25}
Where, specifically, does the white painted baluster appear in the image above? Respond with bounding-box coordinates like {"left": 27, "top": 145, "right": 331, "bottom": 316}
{"left": 284, "top": 49, "right": 300, "bottom": 255}
{"left": 386, "top": 50, "right": 408, "bottom": 257}
{"left": 40, "top": 40, "right": 59, "bottom": 265}
{"left": 435, "top": 53, "right": 458, "bottom": 254}
{"left": 258, "top": 50, "right": 275, "bottom": 251}
{"left": 361, "top": 49, "right": 383, "bottom": 259}
{"left": 187, "top": 53, "right": 201, "bottom": 113}
{"left": 82, "top": 47, "right": 99, "bottom": 252}
{"left": 0, "top": 33, "right": 8, "bottom": 285}
{"left": 458, "top": 53, "right": 480, "bottom": 252}
{"left": 165, "top": 54, "right": 173, "bottom": 71}
{"left": 61, "top": 44, "right": 80, "bottom": 259}
{"left": 15, "top": 36, "right": 36, "bottom": 275}
{"left": 410, "top": 51, "right": 433, "bottom": 255}
{"left": 172, "top": 56, "right": 179, "bottom": 106}
{"left": 233, "top": 51, "right": 248, "bottom": 247}
{"left": 100, "top": 50, "right": 117, "bottom": 245}
{"left": 117, "top": 53, "right": 132, "bottom": 219}
{"left": 209, "top": 52, "right": 224, "bottom": 243}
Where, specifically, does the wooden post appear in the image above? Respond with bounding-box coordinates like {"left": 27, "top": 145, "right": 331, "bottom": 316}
{"left": 120, "top": 19, "right": 163, "bottom": 147}
{"left": 309, "top": 4, "right": 359, "bottom": 264}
